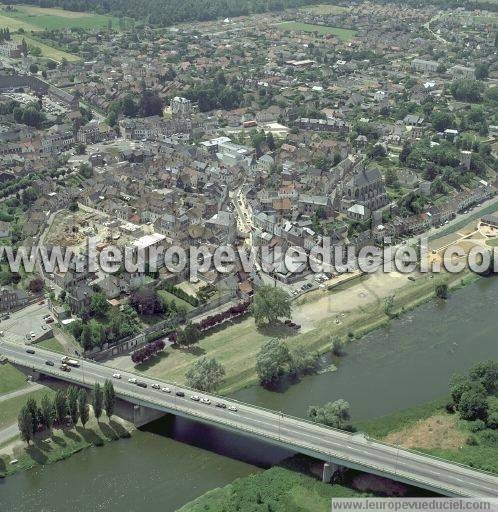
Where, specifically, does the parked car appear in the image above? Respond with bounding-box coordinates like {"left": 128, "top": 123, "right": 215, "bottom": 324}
{"left": 128, "top": 377, "right": 137, "bottom": 384}
{"left": 151, "top": 383, "right": 160, "bottom": 390}
{"left": 45, "top": 360, "right": 54, "bottom": 366}
{"left": 161, "top": 387, "right": 171, "bottom": 393}
{"left": 175, "top": 391, "right": 185, "bottom": 397}
{"left": 215, "top": 402, "right": 227, "bottom": 409}
{"left": 136, "top": 381, "right": 147, "bottom": 388}
{"left": 200, "top": 398, "right": 211, "bottom": 405}
{"left": 190, "top": 395, "right": 200, "bottom": 402}
{"left": 46, "top": 317, "right": 55, "bottom": 324}
{"left": 228, "top": 405, "right": 238, "bottom": 412}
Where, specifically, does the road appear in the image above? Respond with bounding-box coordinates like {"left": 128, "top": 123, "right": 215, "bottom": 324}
{"left": 2, "top": 341, "right": 497, "bottom": 497}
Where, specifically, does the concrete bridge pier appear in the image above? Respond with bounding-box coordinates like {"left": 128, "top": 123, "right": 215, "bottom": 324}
{"left": 322, "top": 462, "right": 344, "bottom": 483}
{"left": 132, "top": 404, "right": 165, "bottom": 427}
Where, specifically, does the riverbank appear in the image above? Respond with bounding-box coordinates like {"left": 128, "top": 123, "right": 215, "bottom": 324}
{"left": 133, "top": 266, "right": 479, "bottom": 395}
{"left": 178, "top": 457, "right": 367, "bottom": 512}
{"left": 0, "top": 411, "right": 133, "bottom": 478}
{"left": 359, "top": 397, "right": 498, "bottom": 475}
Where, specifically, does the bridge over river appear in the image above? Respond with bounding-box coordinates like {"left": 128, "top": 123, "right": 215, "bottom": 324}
{"left": 2, "top": 341, "right": 498, "bottom": 498}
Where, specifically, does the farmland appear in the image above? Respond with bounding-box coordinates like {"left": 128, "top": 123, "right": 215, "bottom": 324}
{"left": 0, "top": 5, "right": 118, "bottom": 31}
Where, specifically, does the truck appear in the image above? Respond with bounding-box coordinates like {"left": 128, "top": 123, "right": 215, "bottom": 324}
{"left": 61, "top": 356, "right": 80, "bottom": 368}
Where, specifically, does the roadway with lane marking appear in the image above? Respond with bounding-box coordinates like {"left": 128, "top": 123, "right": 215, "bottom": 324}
{"left": 2, "top": 341, "right": 497, "bottom": 497}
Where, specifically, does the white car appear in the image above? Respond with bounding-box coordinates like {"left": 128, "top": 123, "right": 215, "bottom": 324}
{"left": 190, "top": 395, "right": 200, "bottom": 402}
{"left": 161, "top": 387, "right": 171, "bottom": 393}
{"left": 151, "top": 384, "right": 160, "bottom": 390}
{"left": 228, "top": 405, "right": 238, "bottom": 412}
{"left": 113, "top": 373, "right": 121, "bottom": 379}
{"left": 200, "top": 398, "right": 211, "bottom": 405}
{"left": 128, "top": 377, "right": 137, "bottom": 384}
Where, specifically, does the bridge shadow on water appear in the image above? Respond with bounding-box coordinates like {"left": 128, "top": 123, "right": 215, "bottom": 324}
{"left": 140, "top": 414, "right": 295, "bottom": 468}
{"left": 140, "top": 415, "right": 440, "bottom": 497}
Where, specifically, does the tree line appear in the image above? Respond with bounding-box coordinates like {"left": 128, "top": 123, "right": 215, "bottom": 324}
{"left": 18, "top": 380, "right": 115, "bottom": 445}
{"left": 5, "top": 0, "right": 322, "bottom": 27}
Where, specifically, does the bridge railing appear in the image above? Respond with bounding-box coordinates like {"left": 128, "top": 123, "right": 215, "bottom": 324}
{"left": 6, "top": 345, "right": 498, "bottom": 483}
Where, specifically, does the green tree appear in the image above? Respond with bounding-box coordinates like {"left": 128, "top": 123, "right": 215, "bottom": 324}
{"left": 40, "top": 394, "right": 54, "bottom": 430}
{"left": 25, "top": 397, "right": 39, "bottom": 434}
{"left": 78, "top": 389, "right": 90, "bottom": 427}
{"left": 79, "top": 163, "right": 93, "bottom": 179}
{"left": 435, "top": 282, "right": 448, "bottom": 299}
{"left": 185, "top": 356, "right": 225, "bottom": 392}
{"left": 469, "top": 361, "right": 498, "bottom": 394}
{"left": 475, "top": 63, "right": 489, "bottom": 81}
{"left": 103, "top": 379, "right": 115, "bottom": 419}
{"left": 255, "top": 338, "right": 291, "bottom": 385}
{"left": 458, "top": 390, "right": 488, "bottom": 421}
{"left": 289, "top": 345, "right": 318, "bottom": 376}
{"left": 81, "top": 324, "right": 93, "bottom": 351}
{"left": 177, "top": 321, "right": 200, "bottom": 348}
{"left": 252, "top": 285, "right": 291, "bottom": 326}
{"left": 54, "top": 389, "right": 67, "bottom": 424}
{"left": 18, "top": 405, "right": 34, "bottom": 445}
{"left": 92, "top": 382, "right": 104, "bottom": 421}
{"left": 308, "top": 399, "right": 352, "bottom": 430}
{"left": 67, "top": 386, "right": 79, "bottom": 425}
{"left": 90, "top": 292, "right": 109, "bottom": 317}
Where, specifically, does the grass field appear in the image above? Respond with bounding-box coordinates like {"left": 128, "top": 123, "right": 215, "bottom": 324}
{"left": 37, "top": 336, "right": 65, "bottom": 354}
{"left": 277, "top": 21, "right": 356, "bottom": 41}
{"left": 0, "top": 363, "right": 28, "bottom": 396}
{"left": 12, "top": 34, "right": 80, "bottom": 62}
{"left": 0, "top": 388, "right": 56, "bottom": 430}
{"left": 0, "top": 5, "right": 118, "bottom": 31}
{"left": 158, "top": 290, "right": 194, "bottom": 312}
{"left": 300, "top": 4, "right": 350, "bottom": 14}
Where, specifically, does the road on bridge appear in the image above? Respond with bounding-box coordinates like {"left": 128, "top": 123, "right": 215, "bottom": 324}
{"left": 2, "top": 341, "right": 497, "bottom": 498}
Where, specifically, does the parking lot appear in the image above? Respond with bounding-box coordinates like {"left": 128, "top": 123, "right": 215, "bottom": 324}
{"left": 0, "top": 302, "right": 54, "bottom": 344}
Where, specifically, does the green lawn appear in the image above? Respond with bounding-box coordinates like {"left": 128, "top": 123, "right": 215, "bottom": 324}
{"left": 158, "top": 290, "right": 194, "bottom": 312}
{"left": 0, "top": 388, "right": 56, "bottom": 430}
{"left": 0, "top": 363, "right": 28, "bottom": 395}
{"left": 11, "top": 33, "right": 80, "bottom": 62}
{"left": 37, "top": 336, "right": 65, "bottom": 354}
{"left": 277, "top": 21, "right": 356, "bottom": 41}
{"left": 178, "top": 465, "right": 365, "bottom": 512}
{"left": 0, "top": 5, "right": 118, "bottom": 31}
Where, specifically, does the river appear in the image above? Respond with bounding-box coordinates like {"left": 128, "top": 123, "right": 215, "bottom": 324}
{"left": 1, "top": 277, "right": 498, "bottom": 511}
